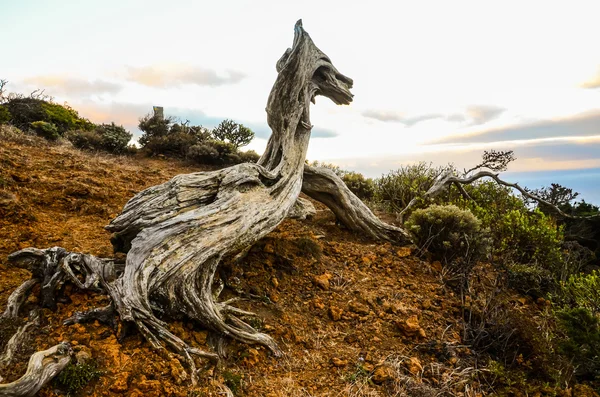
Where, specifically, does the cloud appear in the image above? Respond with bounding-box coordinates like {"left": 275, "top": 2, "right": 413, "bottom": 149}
{"left": 434, "top": 110, "right": 600, "bottom": 144}
{"left": 124, "top": 65, "right": 246, "bottom": 88}
{"left": 312, "top": 127, "right": 339, "bottom": 138}
{"left": 465, "top": 105, "right": 505, "bottom": 125}
{"left": 361, "top": 110, "right": 443, "bottom": 126}
{"left": 362, "top": 105, "right": 505, "bottom": 127}
{"left": 581, "top": 68, "right": 600, "bottom": 89}
{"left": 22, "top": 76, "right": 122, "bottom": 97}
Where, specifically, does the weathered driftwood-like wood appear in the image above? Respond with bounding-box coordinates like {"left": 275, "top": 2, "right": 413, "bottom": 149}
{"left": 2, "top": 20, "right": 410, "bottom": 390}
{"left": 0, "top": 343, "right": 71, "bottom": 397}
{"left": 1, "top": 279, "right": 38, "bottom": 319}
{"left": 101, "top": 21, "right": 353, "bottom": 374}
{"left": 302, "top": 165, "right": 411, "bottom": 244}
{"left": 0, "top": 311, "right": 40, "bottom": 368}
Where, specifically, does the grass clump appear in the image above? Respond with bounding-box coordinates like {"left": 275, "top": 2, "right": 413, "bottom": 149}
{"left": 54, "top": 360, "right": 102, "bottom": 396}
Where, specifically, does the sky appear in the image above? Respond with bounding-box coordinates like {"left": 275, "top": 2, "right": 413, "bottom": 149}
{"left": 2, "top": 0, "right": 600, "bottom": 202}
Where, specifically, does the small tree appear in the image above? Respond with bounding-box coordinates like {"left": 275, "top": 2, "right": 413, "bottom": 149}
{"left": 212, "top": 119, "right": 254, "bottom": 149}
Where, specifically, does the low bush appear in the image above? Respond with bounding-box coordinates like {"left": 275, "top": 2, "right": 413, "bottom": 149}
{"left": 507, "top": 263, "right": 554, "bottom": 298}
{"left": 144, "top": 132, "right": 198, "bottom": 157}
{"left": 342, "top": 171, "right": 375, "bottom": 201}
{"left": 556, "top": 307, "right": 600, "bottom": 381}
{"left": 406, "top": 204, "right": 487, "bottom": 274}
{"left": 67, "top": 123, "right": 132, "bottom": 154}
{"left": 5, "top": 98, "right": 94, "bottom": 135}
{"left": 375, "top": 162, "right": 449, "bottom": 214}
{"left": 0, "top": 105, "right": 11, "bottom": 124}
{"left": 54, "top": 360, "right": 102, "bottom": 395}
{"left": 30, "top": 121, "right": 59, "bottom": 140}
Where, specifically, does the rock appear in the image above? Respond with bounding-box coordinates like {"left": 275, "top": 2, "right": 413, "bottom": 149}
{"left": 404, "top": 356, "right": 423, "bottom": 375}
{"left": 396, "top": 247, "right": 412, "bottom": 257}
{"left": 75, "top": 348, "right": 92, "bottom": 364}
{"left": 349, "top": 301, "right": 370, "bottom": 315}
{"left": 331, "top": 357, "right": 348, "bottom": 367}
{"left": 421, "top": 299, "right": 432, "bottom": 310}
{"left": 397, "top": 315, "right": 426, "bottom": 338}
{"left": 193, "top": 330, "right": 208, "bottom": 345}
{"left": 329, "top": 306, "right": 343, "bottom": 321}
{"left": 372, "top": 365, "right": 394, "bottom": 384}
{"left": 272, "top": 277, "right": 279, "bottom": 288}
{"left": 313, "top": 273, "right": 332, "bottom": 290}
{"left": 109, "top": 371, "right": 130, "bottom": 393}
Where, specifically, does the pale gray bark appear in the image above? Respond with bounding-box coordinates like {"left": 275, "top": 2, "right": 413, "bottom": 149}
{"left": 0, "top": 343, "right": 71, "bottom": 397}
{"left": 0, "top": 20, "right": 411, "bottom": 391}
{"left": 302, "top": 165, "right": 411, "bottom": 244}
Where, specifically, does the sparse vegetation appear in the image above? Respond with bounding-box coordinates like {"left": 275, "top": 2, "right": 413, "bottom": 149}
{"left": 54, "top": 360, "right": 102, "bottom": 396}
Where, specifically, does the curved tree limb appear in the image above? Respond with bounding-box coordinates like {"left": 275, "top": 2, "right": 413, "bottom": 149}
{"left": 0, "top": 343, "right": 71, "bottom": 397}
{"left": 302, "top": 165, "right": 411, "bottom": 244}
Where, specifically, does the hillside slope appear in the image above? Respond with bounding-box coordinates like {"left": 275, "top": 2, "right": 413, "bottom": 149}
{"left": 0, "top": 134, "right": 595, "bottom": 396}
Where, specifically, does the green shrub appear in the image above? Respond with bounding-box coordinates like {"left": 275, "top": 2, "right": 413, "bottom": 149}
{"left": 95, "top": 123, "right": 132, "bottom": 154}
{"left": 557, "top": 271, "right": 600, "bottom": 316}
{"left": 144, "top": 132, "right": 199, "bottom": 157}
{"left": 556, "top": 307, "right": 600, "bottom": 380}
{"left": 342, "top": 171, "right": 375, "bottom": 201}
{"left": 30, "top": 121, "right": 59, "bottom": 140}
{"left": 212, "top": 119, "right": 254, "bottom": 149}
{"left": 507, "top": 263, "right": 554, "bottom": 298}
{"left": 238, "top": 149, "right": 260, "bottom": 163}
{"left": 0, "top": 105, "right": 11, "bottom": 124}
{"left": 67, "top": 123, "right": 132, "bottom": 154}
{"left": 375, "top": 162, "right": 449, "bottom": 214}
{"left": 406, "top": 204, "right": 487, "bottom": 272}
{"left": 5, "top": 98, "right": 93, "bottom": 135}
{"left": 66, "top": 129, "right": 103, "bottom": 150}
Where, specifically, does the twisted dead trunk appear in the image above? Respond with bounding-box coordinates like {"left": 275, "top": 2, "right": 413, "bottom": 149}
{"left": 2, "top": 20, "right": 401, "bottom": 392}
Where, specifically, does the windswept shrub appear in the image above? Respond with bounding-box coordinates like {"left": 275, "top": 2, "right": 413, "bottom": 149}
{"left": 238, "top": 149, "right": 260, "bottom": 163}
{"left": 144, "top": 132, "right": 199, "bottom": 157}
{"left": 212, "top": 119, "right": 254, "bottom": 149}
{"left": 6, "top": 98, "right": 94, "bottom": 135}
{"left": 406, "top": 204, "right": 487, "bottom": 273}
{"left": 556, "top": 307, "right": 600, "bottom": 381}
{"left": 30, "top": 121, "right": 59, "bottom": 140}
{"left": 66, "top": 129, "right": 103, "bottom": 150}
{"left": 0, "top": 105, "right": 11, "bottom": 124}
{"left": 557, "top": 271, "right": 600, "bottom": 316}
{"left": 67, "top": 123, "right": 132, "bottom": 154}
{"left": 507, "top": 263, "right": 554, "bottom": 298}
{"left": 375, "top": 162, "right": 449, "bottom": 214}
{"left": 95, "top": 123, "right": 132, "bottom": 154}
{"left": 54, "top": 360, "right": 102, "bottom": 395}
{"left": 342, "top": 171, "right": 375, "bottom": 201}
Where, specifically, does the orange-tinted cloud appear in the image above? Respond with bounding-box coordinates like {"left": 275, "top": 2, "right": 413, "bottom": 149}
{"left": 124, "top": 65, "right": 245, "bottom": 88}
{"left": 581, "top": 68, "right": 600, "bottom": 89}
{"left": 362, "top": 105, "right": 504, "bottom": 127}
{"left": 22, "top": 76, "right": 122, "bottom": 97}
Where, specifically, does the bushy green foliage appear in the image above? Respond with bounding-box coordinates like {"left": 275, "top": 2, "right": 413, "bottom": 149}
{"left": 0, "top": 105, "right": 11, "bottom": 124}
{"left": 67, "top": 123, "right": 132, "bottom": 154}
{"left": 212, "top": 119, "right": 254, "bottom": 149}
{"left": 406, "top": 204, "right": 487, "bottom": 270}
{"left": 238, "top": 149, "right": 260, "bottom": 163}
{"left": 342, "top": 171, "right": 375, "bottom": 201}
{"left": 5, "top": 98, "right": 94, "bottom": 135}
{"left": 95, "top": 123, "right": 132, "bottom": 153}
{"left": 455, "top": 181, "right": 564, "bottom": 271}
{"left": 30, "top": 121, "right": 59, "bottom": 140}
{"left": 144, "top": 131, "right": 199, "bottom": 157}
{"left": 558, "top": 271, "right": 600, "bottom": 316}
{"left": 375, "top": 162, "right": 448, "bottom": 213}
{"left": 507, "top": 263, "right": 554, "bottom": 298}
{"left": 556, "top": 307, "right": 600, "bottom": 380}
{"left": 55, "top": 360, "right": 102, "bottom": 395}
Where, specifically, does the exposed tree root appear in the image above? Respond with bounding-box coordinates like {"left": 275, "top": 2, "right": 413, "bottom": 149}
{"left": 0, "top": 343, "right": 71, "bottom": 397}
